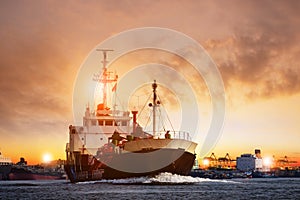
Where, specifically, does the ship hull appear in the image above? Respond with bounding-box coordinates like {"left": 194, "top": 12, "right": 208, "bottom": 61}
{"left": 8, "top": 173, "right": 65, "bottom": 180}
{"left": 8, "top": 166, "right": 65, "bottom": 180}
{"left": 0, "top": 165, "right": 12, "bottom": 180}
{"left": 64, "top": 148, "right": 196, "bottom": 183}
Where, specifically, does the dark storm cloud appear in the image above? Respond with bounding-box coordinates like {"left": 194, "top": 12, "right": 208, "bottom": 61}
{"left": 2, "top": 0, "right": 298, "bottom": 133}
{"left": 204, "top": 0, "right": 300, "bottom": 99}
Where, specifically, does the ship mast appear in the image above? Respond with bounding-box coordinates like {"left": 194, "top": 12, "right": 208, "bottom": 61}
{"left": 95, "top": 49, "right": 117, "bottom": 109}
{"left": 149, "top": 80, "right": 160, "bottom": 138}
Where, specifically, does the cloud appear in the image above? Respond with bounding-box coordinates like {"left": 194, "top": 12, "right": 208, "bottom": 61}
{"left": 2, "top": 0, "right": 298, "bottom": 134}
{"left": 0, "top": 15, "right": 75, "bottom": 136}
{"left": 1, "top": 0, "right": 300, "bottom": 161}
{"left": 203, "top": 1, "right": 300, "bottom": 100}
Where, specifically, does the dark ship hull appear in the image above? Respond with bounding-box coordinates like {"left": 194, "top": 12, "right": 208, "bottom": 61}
{"left": 8, "top": 166, "right": 65, "bottom": 180}
{"left": 64, "top": 148, "right": 195, "bottom": 183}
{"left": 0, "top": 165, "right": 12, "bottom": 180}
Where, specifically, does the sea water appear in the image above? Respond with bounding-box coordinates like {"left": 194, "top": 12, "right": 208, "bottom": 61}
{"left": 0, "top": 173, "right": 299, "bottom": 200}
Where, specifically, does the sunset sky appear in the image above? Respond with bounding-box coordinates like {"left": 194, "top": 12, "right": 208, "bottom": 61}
{"left": 0, "top": 0, "right": 299, "bottom": 164}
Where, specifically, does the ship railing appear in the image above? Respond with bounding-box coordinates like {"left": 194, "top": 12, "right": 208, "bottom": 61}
{"left": 0, "top": 157, "right": 12, "bottom": 163}
{"left": 150, "top": 131, "right": 192, "bottom": 141}
{"left": 96, "top": 110, "right": 130, "bottom": 117}
{"left": 0, "top": 162, "right": 11, "bottom": 165}
{"left": 171, "top": 131, "right": 192, "bottom": 141}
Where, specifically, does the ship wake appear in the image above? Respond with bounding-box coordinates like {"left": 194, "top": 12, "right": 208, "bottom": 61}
{"left": 77, "top": 172, "right": 235, "bottom": 185}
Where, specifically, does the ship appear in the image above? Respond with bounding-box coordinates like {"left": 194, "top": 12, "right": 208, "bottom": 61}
{"left": 8, "top": 157, "right": 65, "bottom": 180}
{"left": 0, "top": 151, "right": 12, "bottom": 180}
{"left": 64, "top": 50, "right": 198, "bottom": 183}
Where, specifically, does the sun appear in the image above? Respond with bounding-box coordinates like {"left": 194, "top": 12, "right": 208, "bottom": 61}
{"left": 263, "top": 156, "right": 273, "bottom": 167}
{"left": 42, "top": 153, "right": 52, "bottom": 163}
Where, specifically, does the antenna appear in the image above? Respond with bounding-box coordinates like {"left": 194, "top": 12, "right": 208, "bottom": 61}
{"left": 96, "top": 49, "right": 113, "bottom": 69}
{"left": 94, "top": 49, "right": 117, "bottom": 109}
{"left": 148, "top": 80, "right": 160, "bottom": 138}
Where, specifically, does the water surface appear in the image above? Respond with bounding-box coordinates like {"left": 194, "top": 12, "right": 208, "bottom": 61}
{"left": 0, "top": 173, "right": 299, "bottom": 199}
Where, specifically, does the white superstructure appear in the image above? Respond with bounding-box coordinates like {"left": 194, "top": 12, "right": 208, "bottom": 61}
{"left": 66, "top": 50, "right": 197, "bottom": 157}
{"left": 0, "top": 152, "right": 12, "bottom": 166}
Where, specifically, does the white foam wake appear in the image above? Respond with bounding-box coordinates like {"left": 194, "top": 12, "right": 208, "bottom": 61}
{"left": 77, "top": 172, "right": 235, "bottom": 185}
{"left": 147, "top": 172, "right": 234, "bottom": 184}
{"left": 148, "top": 172, "right": 208, "bottom": 183}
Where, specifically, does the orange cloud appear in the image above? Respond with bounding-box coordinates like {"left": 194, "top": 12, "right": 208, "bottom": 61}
{"left": 1, "top": 0, "right": 300, "bottom": 163}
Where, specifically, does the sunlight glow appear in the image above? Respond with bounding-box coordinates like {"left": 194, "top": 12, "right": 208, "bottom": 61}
{"left": 203, "top": 159, "right": 210, "bottom": 166}
{"left": 42, "top": 153, "right": 52, "bottom": 163}
{"left": 263, "top": 157, "right": 273, "bottom": 167}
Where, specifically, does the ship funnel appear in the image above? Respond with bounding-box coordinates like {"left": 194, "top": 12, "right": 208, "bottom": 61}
{"left": 132, "top": 110, "right": 138, "bottom": 134}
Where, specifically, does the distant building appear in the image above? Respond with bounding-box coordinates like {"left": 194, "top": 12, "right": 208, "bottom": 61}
{"left": 237, "top": 149, "right": 265, "bottom": 172}
{"left": 255, "top": 158, "right": 263, "bottom": 171}
{"left": 254, "top": 149, "right": 263, "bottom": 171}
{"left": 236, "top": 154, "right": 256, "bottom": 172}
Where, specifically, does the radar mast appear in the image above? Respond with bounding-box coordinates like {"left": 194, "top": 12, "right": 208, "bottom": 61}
{"left": 94, "top": 49, "right": 118, "bottom": 109}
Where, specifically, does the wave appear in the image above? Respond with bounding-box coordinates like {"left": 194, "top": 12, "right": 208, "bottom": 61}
{"left": 0, "top": 179, "right": 67, "bottom": 187}
{"left": 77, "top": 172, "right": 236, "bottom": 185}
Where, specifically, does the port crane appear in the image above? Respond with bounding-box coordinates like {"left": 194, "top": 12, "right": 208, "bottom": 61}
{"left": 276, "top": 156, "right": 297, "bottom": 168}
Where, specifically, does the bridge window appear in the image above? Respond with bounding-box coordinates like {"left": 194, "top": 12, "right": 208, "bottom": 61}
{"left": 105, "top": 120, "right": 113, "bottom": 126}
